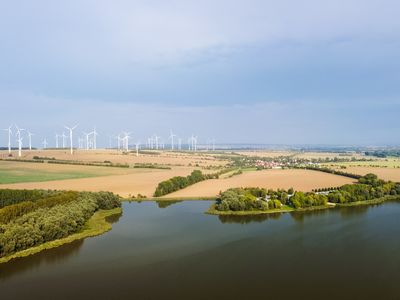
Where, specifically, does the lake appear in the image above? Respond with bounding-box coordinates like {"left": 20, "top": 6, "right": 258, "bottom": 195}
{"left": 1, "top": 200, "right": 400, "bottom": 299}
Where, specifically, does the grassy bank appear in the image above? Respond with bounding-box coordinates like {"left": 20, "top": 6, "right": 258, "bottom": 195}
{"left": 206, "top": 204, "right": 295, "bottom": 215}
{"left": 0, "top": 207, "right": 122, "bottom": 264}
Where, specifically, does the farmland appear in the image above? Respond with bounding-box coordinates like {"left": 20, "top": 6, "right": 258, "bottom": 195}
{"left": 1, "top": 149, "right": 399, "bottom": 199}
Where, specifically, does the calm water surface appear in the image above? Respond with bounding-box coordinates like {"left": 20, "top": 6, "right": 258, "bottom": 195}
{"left": 1, "top": 200, "right": 400, "bottom": 299}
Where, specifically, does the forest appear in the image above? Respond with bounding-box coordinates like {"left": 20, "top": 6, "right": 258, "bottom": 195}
{"left": 0, "top": 189, "right": 121, "bottom": 258}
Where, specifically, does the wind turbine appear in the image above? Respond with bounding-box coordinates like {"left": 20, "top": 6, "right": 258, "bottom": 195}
{"left": 55, "top": 133, "right": 60, "bottom": 148}
{"left": 61, "top": 132, "right": 67, "bottom": 148}
{"left": 169, "top": 130, "right": 176, "bottom": 151}
{"left": 91, "top": 127, "right": 99, "bottom": 150}
{"left": 42, "top": 138, "right": 48, "bottom": 149}
{"left": 64, "top": 124, "right": 78, "bottom": 155}
{"left": 116, "top": 134, "right": 122, "bottom": 151}
{"left": 153, "top": 135, "right": 160, "bottom": 150}
{"left": 82, "top": 132, "right": 91, "bottom": 150}
{"left": 178, "top": 138, "right": 182, "bottom": 150}
{"left": 2, "top": 126, "right": 12, "bottom": 154}
{"left": 122, "top": 132, "right": 131, "bottom": 152}
{"left": 193, "top": 136, "right": 198, "bottom": 152}
{"left": 134, "top": 141, "right": 141, "bottom": 157}
{"left": 27, "top": 131, "right": 34, "bottom": 150}
{"left": 15, "top": 125, "right": 25, "bottom": 157}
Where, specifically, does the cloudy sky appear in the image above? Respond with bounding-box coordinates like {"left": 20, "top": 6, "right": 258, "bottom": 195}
{"left": 1, "top": 0, "right": 399, "bottom": 147}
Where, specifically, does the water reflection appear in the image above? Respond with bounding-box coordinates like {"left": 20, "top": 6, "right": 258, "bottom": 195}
{"left": 0, "top": 239, "right": 84, "bottom": 281}
{"left": 218, "top": 212, "right": 282, "bottom": 224}
{"left": 290, "top": 208, "right": 331, "bottom": 223}
{"left": 105, "top": 211, "right": 123, "bottom": 223}
{"left": 338, "top": 205, "right": 370, "bottom": 219}
{"left": 156, "top": 200, "right": 183, "bottom": 209}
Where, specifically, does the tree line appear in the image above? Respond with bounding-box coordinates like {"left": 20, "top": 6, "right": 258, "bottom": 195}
{"left": 0, "top": 190, "right": 121, "bottom": 258}
{"left": 153, "top": 170, "right": 218, "bottom": 197}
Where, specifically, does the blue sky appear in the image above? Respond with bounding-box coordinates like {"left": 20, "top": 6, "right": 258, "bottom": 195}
{"left": 1, "top": 0, "right": 399, "bottom": 146}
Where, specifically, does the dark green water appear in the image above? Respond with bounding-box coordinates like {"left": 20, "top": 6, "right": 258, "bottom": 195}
{"left": 1, "top": 200, "right": 400, "bottom": 300}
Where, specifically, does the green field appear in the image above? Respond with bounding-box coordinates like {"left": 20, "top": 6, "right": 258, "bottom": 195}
{"left": 0, "top": 161, "right": 121, "bottom": 184}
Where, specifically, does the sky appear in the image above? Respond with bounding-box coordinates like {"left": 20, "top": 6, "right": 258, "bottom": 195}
{"left": 0, "top": 0, "right": 399, "bottom": 147}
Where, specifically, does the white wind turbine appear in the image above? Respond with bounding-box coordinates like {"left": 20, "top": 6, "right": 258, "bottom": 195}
{"left": 189, "top": 135, "right": 197, "bottom": 152}
{"left": 194, "top": 136, "right": 198, "bottom": 152}
{"left": 153, "top": 135, "right": 160, "bottom": 150}
{"left": 134, "top": 141, "right": 141, "bottom": 157}
{"left": 116, "top": 134, "right": 122, "bottom": 151}
{"left": 64, "top": 124, "right": 78, "bottom": 155}
{"left": 91, "top": 127, "right": 99, "bottom": 150}
{"left": 55, "top": 133, "right": 60, "bottom": 148}
{"left": 61, "top": 132, "right": 67, "bottom": 148}
{"left": 169, "top": 130, "right": 176, "bottom": 151}
{"left": 178, "top": 138, "right": 182, "bottom": 150}
{"left": 2, "top": 126, "right": 12, "bottom": 154}
{"left": 15, "top": 125, "right": 25, "bottom": 157}
{"left": 78, "top": 137, "right": 84, "bottom": 149}
{"left": 27, "top": 131, "right": 34, "bottom": 150}
{"left": 42, "top": 138, "right": 48, "bottom": 149}
{"left": 122, "top": 132, "right": 131, "bottom": 152}
{"left": 83, "top": 132, "right": 91, "bottom": 150}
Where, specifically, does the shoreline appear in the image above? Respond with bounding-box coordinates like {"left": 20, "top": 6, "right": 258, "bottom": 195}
{"left": 205, "top": 196, "right": 400, "bottom": 216}
{"left": 0, "top": 207, "right": 122, "bottom": 264}
{"left": 205, "top": 203, "right": 334, "bottom": 216}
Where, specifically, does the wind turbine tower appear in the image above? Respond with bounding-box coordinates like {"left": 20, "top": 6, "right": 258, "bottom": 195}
{"left": 169, "top": 130, "right": 176, "bottom": 151}
{"left": 55, "top": 133, "right": 60, "bottom": 148}
{"left": 61, "top": 132, "right": 67, "bottom": 148}
{"left": 42, "top": 138, "right": 48, "bottom": 149}
{"left": 2, "top": 126, "right": 12, "bottom": 154}
{"left": 64, "top": 124, "right": 78, "bottom": 155}
{"left": 178, "top": 138, "right": 182, "bottom": 150}
{"left": 122, "top": 132, "right": 131, "bottom": 152}
{"left": 15, "top": 125, "right": 25, "bottom": 157}
{"left": 91, "top": 127, "right": 98, "bottom": 150}
{"left": 27, "top": 131, "right": 34, "bottom": 150}
{"left": 135, "top": 141, "right": 140, "bottom": 157}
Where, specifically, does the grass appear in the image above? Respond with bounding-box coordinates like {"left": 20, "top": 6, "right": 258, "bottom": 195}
{"left": 0, "top": 160, "right": 127, "bottom": 184}
{"left": 0, "top": 207, "right": 122, "bottom": 264}
{"left": 0, "top": 169, "right": 104, "bottom": 184}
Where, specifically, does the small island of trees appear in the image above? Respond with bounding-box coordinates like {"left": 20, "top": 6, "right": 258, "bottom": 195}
{"left": 209, "top": 173, "right": 400, "bottom": 215}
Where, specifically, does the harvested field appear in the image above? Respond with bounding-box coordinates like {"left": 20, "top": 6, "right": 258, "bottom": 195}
{"left": 162, "top": 169, "right": 355, "bottom": 198}
{"left": 0, "top": 149, "right": 228, "bottom": 168}
{"left": 343, "top": 167, "right": 400, "bottom": 182}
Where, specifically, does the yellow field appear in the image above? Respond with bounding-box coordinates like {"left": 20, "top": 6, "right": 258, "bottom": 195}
{"left": 0, "top": 149, "right": 229, "bottom": 168}
{"left": 342, "top": 167, "right": 400, "bottom": 182}
{"left": 162, "top": 169, "right": 355, "bottom": 198}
